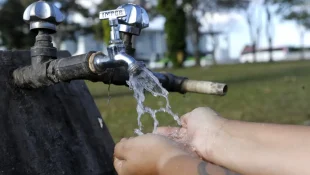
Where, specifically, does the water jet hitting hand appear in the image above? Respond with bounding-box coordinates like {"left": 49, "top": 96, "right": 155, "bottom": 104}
{"left": 127, "top": 65, "right": 182, "bottom": 135}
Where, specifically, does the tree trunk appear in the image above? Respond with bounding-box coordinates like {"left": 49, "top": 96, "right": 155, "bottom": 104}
{"left": 268, "top": 37, "right": 273, "bottom": 62}
{"left": 193, "top": 21, "right": 201, "bottom": 67}
{"left": 252, "top": 42, "right": 257, "bottom": 62}
{"left": 300, "top": 29, "right": 305, "bottom": 60}
{"left": 211, "top": 50, "right": 216, "bottom": 65}
{"left": 211, "top": 33, "right": 217, "bottom": 65}
{"left": 266, "top": 5, "right": 273, "bottom": 62}
{"left": 255, "top": 26, "right": 261, "bottom": 62}
{"left": 247, "top": 13, "right": 256, "bottom": 63}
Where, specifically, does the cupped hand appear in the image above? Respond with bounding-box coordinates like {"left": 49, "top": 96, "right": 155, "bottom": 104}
{"left": 156, "top": 107, "right": 228, "bottom": 162}
{"left": 113, "top": 134, "right": 193, "bottom": 175}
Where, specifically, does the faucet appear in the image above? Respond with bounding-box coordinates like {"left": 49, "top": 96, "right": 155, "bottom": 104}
{"left": 13, "top": 1, "right": 143, "bottom": 88}
{"left": 12, "top": 0, "right": 228, "bottom": 96}
{"left": 91, "top": 7, "right": 144, "bottom": 75}
{"left": 92, "top": 4, "right": 150, "bottom": 75}
{"left": 117, "top": 4, "right": 149, "bottom": 56}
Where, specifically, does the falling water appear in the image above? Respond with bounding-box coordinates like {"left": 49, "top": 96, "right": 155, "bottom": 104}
{"left": 127, "top": 65, "right": 181, "bottom": 135}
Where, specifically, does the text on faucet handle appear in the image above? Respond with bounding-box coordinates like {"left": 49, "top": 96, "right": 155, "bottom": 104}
{"left": 99, "top": 9, "right": 126, "bottom": 20}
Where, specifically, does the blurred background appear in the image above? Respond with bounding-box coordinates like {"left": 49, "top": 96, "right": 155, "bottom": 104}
{"left": 1, "top": 0, "right": 310, "bottom": 142}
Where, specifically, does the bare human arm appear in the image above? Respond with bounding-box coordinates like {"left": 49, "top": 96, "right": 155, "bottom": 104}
{"left": 212, "top": 119, "right": 310, "bottom": 175}
{"left": 113, "top": 134, "right": 239, "bottom": 175}
{"left": 160, "top": 155, "right": 240, "bottom": 175}
{"left": 157, "top": 107, "right": 310, "bottom": 175}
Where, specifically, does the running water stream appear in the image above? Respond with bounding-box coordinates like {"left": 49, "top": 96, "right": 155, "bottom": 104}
{"left": 127, "top": 65, "right": 181, "bottom": 135}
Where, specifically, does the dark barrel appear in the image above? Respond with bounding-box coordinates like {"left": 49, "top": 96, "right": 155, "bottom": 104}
{"left": 0, "top": 50, "right": 116, "bottom": 175}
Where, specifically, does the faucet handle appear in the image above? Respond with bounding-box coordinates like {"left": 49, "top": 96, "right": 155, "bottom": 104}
{"left": 99, "top": 8, "right": 127, "bottom": 20}
{"left": 23, "top": 0, "right": 64, "bottom": 33}
{"left": 117, "top": 4, "right": 149, "bottom": 36}
{"left": 99, "top": 8, "right": 127, "bottom": 42}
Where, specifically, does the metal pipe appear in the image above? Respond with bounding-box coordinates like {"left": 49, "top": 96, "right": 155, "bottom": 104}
{"left": 91, "top": 51, "right": 140, "bottom": 76}
{"left": 109, "top": 19, "right": 121, "bottom": 41}
{"left": 122, "top": 33, "right": 136, "bottom": 57}
{"left": 91, "top": 52, "right": 126, "bottom": 73}
{"left": 47, "top": 52, "right": 96, "bottom": 82}
{"left": 13, "top": 51, "right": 228, "bottom": 96}
{"left": 180, "top": 80, "right": 228, "bottom": 96}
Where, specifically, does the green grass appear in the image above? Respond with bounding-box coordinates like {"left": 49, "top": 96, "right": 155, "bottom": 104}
{"left": 86, "top": 60, "right": 310, "bottom": 142}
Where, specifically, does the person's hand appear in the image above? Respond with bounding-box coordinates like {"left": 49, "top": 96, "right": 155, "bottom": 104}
{"left": 156, "top": 107, "right": 228, "bottom": 162}
{"left": 113, "top": 134, "right": 193, "bottom": 175}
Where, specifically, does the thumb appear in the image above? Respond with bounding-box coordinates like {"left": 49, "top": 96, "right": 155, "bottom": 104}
{"left": 114, "top": 157, "right": 125, "bottom": 175}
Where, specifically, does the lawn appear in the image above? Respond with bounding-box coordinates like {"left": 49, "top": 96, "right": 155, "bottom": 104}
{"left": 86, "top": 60, "right": 310, "bottom": 142}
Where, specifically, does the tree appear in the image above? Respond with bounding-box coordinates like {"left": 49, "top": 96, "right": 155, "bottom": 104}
{"left": 244, "top": 0, "right": 264, "bottom": 63}
{"left": 273, "top": 0, "right": 310, "bottom": 28}
{"left": 158, "top": 0, "right": 187, "bottom": 68}
{"left": 93, "top": 0, "right": 119, "bottom": 45}
{"left": 0, "top": 0, "right": 90, "bottom": 49}
{"left": 48, "top": 0, "right": 90, "bottom": 49}
{"left": 182, "top": 0, "right": 248, "bottom": 66}
{"left": 272, "top": 0, "right": 310, "bottom": 60}
{"left": 264, "top": 0, "right": 275, "bottom": 62}
{"left": 0, "top": 0, "right": 35, "bottom": 49}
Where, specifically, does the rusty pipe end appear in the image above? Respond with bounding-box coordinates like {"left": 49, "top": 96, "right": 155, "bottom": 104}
{"left": 181, "top": 80, "right": 228, "bottom": 96}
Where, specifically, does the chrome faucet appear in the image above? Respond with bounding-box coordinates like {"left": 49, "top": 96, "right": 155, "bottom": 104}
{"left": 117, "top": 3, "right": 149, "bottom": 36}
{"left": 12, "top": 0, "right": 228, "bottom": 96}
{"left": 13, "top": 2, "right": 151, "bottom": 87}
{"left": 92, "top": 5, "right": 149, "bottom": 75}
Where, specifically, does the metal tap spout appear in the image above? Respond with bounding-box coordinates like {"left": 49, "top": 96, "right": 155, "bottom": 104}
{"left": 92, "top": 7, "right": 143, "bottom": 76}
{"left": 91, "top": 52, "right": 140, "bottom": 75}
{"left": 114, "top": 52, "right": 135, "bottom": 65}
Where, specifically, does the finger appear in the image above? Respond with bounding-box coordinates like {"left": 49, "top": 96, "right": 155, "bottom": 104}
{"left": 114, "top": 157, "right": 126, "bottom": 175}
{"left": 156, "top": 127, "right": 180, "bottom": 138}
{"left": 114, "top": 136, "right": 140, "bottom": 160}
{"left": 178, "top": 127, "right": 188, "bottom": 139}
{"left": 114, "top": 140, "right": 129, "bottom": 160}
{"left": 180, "top": 112, "right": 192, "bottom": 127}
{"left": 120, "top": 138, "right": 128, "bottom": 142}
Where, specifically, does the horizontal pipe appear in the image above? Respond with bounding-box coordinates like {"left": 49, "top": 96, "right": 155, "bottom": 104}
{"left": 13, "top": 51, "right": 228, "bottom": 96}
{"left": 13, "top": 61, "right": 54, "bottom": 88}
{"left": 47, "top": 52, "right": 96, "bottom": 82}
{"left": 91, "top": 52, "right": 125, "bottom": 73}
{"left": 180, "top": 80, "right": 228, "bottom": 96}
{"left": 152, "top": 72, "right": 187, "bottom": 94}
{"left": 13, "top": 52, "right": 99, "bottom": 88}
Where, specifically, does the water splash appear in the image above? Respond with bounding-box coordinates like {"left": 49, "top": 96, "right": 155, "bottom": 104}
{"left": 127, "top": 66, "right": 181, "bottom": 135}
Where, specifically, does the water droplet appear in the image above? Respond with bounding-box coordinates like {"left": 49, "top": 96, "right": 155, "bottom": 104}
{"left": 107, "top": 84, "right": 112, "bottom": 104}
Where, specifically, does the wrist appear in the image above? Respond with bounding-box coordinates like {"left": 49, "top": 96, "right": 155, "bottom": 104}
{"left": 158, "top": 155, "right": 200, "bottom": 175}
{"left": 157, "top": 150, "right": 191, "bottom": 174}
{"left": 210, "top": 119, "right": 260, "bottom": 173}
{"left": 209, "top": 119, "right": 235, "bottom": 164}
{"left": 194, "top": 117, "right": 230, "bottom": 163}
